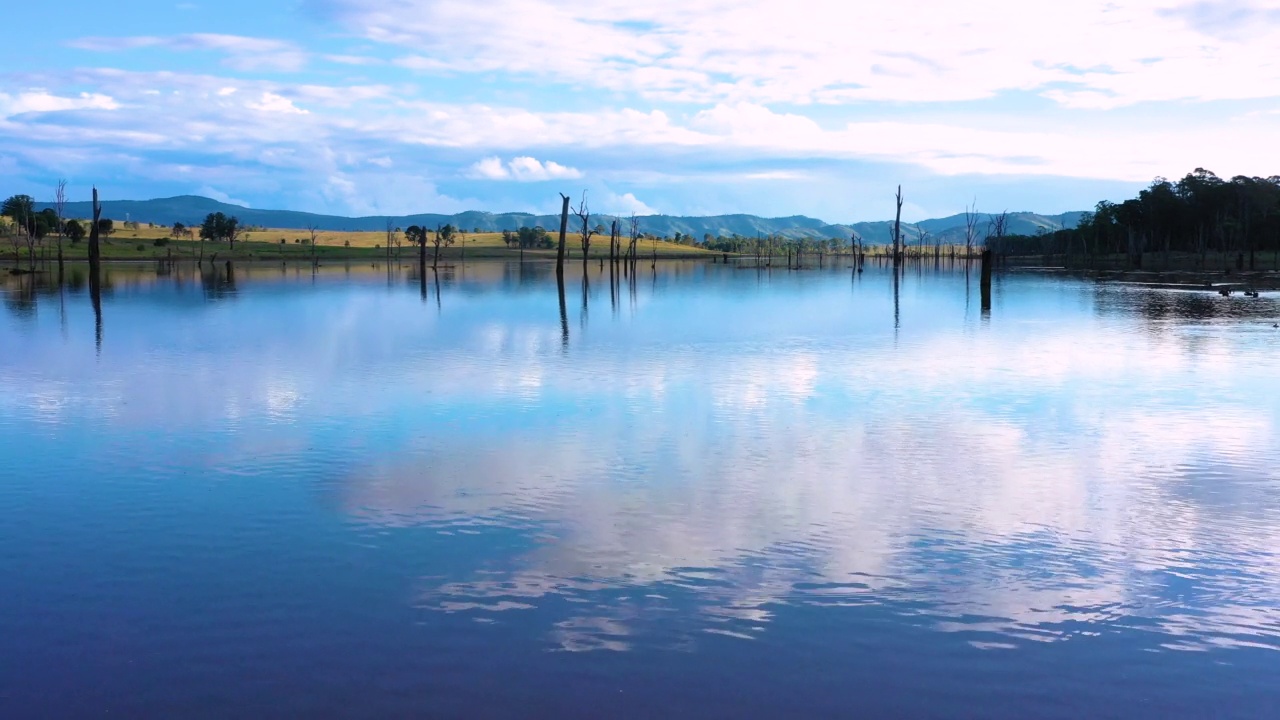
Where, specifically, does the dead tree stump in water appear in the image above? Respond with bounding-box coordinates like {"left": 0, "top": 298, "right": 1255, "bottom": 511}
{"left": 556, "top": 194, "right": 570, "bottom": 280}
{"left": 980, "top": 249, "right": 993, "bottom": 311}
{"left": 88, "top": 187, "right": 102, "bottom": 277}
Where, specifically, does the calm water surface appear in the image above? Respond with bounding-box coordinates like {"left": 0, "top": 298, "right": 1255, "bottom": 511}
{"left": 2, "top": 261, "right": 1280, "bottom": 718}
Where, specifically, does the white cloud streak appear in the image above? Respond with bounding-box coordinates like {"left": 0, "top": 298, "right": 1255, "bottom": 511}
{"left": 466, "top": 156, "right": 584, "bottom": 181}
{"left": 69, "top": 33, "right": 307, "bottom": 72}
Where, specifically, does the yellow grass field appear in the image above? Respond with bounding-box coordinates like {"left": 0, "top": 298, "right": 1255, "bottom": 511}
{"left": 99, "top": 223, "right": 712, "bottom": 255}
{"left": 6, "top": 221, "right": 714, "bottom": 262}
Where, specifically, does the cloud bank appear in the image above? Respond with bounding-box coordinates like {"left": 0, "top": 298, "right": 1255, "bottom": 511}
{"left": 0, "top": 0, "right": 1276, "bottom": 218}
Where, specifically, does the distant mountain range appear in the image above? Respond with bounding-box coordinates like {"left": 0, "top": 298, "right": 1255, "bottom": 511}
{"left": 39, "top": 195, "right": 1084, "bottom": 243}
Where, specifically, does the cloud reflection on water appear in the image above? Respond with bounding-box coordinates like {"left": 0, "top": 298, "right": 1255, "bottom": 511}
{"left": 3, "top": 263, "right": 1279, "bottom": 656}
{"left": 337, "top": 309, "right": 1280, "bottom": 654}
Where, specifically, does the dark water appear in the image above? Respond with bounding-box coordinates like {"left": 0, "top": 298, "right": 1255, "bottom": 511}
{"left": 3, "top": 261, "right": 1280, "bottom": 719}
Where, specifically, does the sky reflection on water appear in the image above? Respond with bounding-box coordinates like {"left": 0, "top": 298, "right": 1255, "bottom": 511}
{"left": 2, "top": 261, "right": 1280, "bottom": 718}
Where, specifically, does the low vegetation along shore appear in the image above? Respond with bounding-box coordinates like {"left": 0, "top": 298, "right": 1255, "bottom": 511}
{"left": 0, "top": 218, "right": 717, "bottom": 266}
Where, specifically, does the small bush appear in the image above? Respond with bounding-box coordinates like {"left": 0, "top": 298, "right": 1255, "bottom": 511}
{"left": 344, "top": 240, "right": 350, "bottom": 247}
{"left": 135, "top": 244, "right": 146, "bottom": 251}
{"left": 153, "top": 238, "right": 169, "bottom": 247}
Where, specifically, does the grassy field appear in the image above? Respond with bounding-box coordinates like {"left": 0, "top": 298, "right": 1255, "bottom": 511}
{"left": 3, "top": 224, "right": 717, "bottom": 263}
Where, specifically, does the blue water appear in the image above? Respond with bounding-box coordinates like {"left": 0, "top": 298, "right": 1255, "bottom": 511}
{"left": 3, "top": 261, "right": 1280, "bottom": 718}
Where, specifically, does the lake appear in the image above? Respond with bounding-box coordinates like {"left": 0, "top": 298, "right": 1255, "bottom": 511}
{"left": 2, "top": 260, "right": 1279, "bottom": 719}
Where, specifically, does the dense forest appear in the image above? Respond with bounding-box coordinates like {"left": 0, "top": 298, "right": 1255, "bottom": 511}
{"left": 996, "top": 169, "right": 1280, "bottom": 269}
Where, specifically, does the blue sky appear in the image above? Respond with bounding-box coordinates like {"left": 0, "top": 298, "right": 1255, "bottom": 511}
{"left": 2, "top": 0, "right": 1278, "bottom": 221}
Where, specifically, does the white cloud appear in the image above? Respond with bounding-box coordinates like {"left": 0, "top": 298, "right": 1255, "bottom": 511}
{"left": 69, "top": 33, "right": 307, "bottom": 72}
{"left": 314, "top": 0, "right": 1280, "bottom": 107}
{"left": 197, "top": 185, "right": 250, "bottom": 206}
{"left": 246, "top": 91, "right": 308, "bottom": 114}
{"left": 466, "top": 155, "right": 584, "bottom": 181}
{"left": 603, "top": 190, "right": 657, "bottom": 216}
{"left": 0, "top": 90, "right": 118, "bottom": 116}
{"left": 3, "top": 68, "right": 1274, "bottom": 190}
{"left": 324, "top": 54, "right": 384, "bottom": 66}
{"left": 467, "top": 156, "right": 509, "bottom": 180}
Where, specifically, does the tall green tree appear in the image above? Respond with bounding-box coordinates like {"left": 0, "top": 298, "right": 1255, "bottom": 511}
{"left": 1, "top": 194, "right": 34, "bottom": 225}
{"left": 65, "top": 220, "right": 86, "bottom": 243}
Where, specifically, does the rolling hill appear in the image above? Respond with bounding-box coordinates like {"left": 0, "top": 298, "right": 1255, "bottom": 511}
{"left": 38, "top": 195, "right": 1084, "bottom": 244}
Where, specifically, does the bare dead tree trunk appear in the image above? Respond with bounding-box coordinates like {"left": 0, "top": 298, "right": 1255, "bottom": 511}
{"left": 385, "top": 218, "right": 393, "bottom": 265}
{"left": 89, "top": 187, "right": 103, "bottom": 348}
{"left": 558, "top": 270, "right": 568, "bottom": 349}
{"left": 557, "top": 194, "right": 570, "bottom": 279}
{"left": 88, "top": 187, "right": 102, "bottom": 271}
{"left": 610, "top": 219, "right": 619, "bottom": 266}
{"left": 893, "top": 185, "right": 903, "bottom": 269}
{"left": 987, "top": 211, "right": 1009, "bottom": 266}
{"left": 964, "top": 199, "right": 979, "bottom": 260}
{"left": 628, "top": 214, "right": 640, "bottom": 270}
{"left": 433, "top": 224, "right": 442, "bottom": 271}
{"left": 980, "top": 249, "right": 993, "bottom": 312}
{"left": 574, "top": 191, "right": 595, "bottom": 270}
{"left": 608, "top": 220, "right": 617, "bottom": 290}
{"left": 55, "top": 178, "right": 67, "bottom": 276}
{"left": 307, "top": 224, "right": 319, "bottom": 268}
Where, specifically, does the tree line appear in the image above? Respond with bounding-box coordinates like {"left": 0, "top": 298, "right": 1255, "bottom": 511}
{"left": 3, "top": 190, "right": 111, "bottom": 270}
{"left": 995, "top": 169, "right": 1280, "bottom": 269}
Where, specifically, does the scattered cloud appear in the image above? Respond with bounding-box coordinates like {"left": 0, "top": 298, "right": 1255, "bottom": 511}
{"left": 246, "top": 91, "right": 308, "bottom": 114}
{"left": 602, "top": 190, "right": 658, "bottom": 216}
{"left": 466, "top": 156, "right": 584, "bottom": 181}
{"left": 1159, "top": 0, "right": 1280, "bottom": 39}
{"left": 324, "top": 54, "right": 384, "bottom": 66}
{"left": 743, "top": 171, "right": 808, "bottom": 181}
{"left": 0, "top": 90, "right": 119, "bottom": 116}
{"left": 68, "top": 33, "right": 307, "bottom": 72}
{"left": 197, "top": 185, "right": 250, "bottom": 206}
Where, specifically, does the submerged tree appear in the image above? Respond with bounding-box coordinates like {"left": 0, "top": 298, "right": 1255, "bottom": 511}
{"left": 406, "top": 224, "right": 428, "bottom": 273}
{"left": 573, "top": 191, "right": 597, "bottom": 267}
{"left": 54, "top": 180, "right": 68, "bottom": 273}
{"left": 963, "top": 200, "right": 980, "bottom": 258}
{"left": 628, "top": 214, "right": 640, "bottom": 266}
{"left": 306, "top": 223, "right": 320, "bottom": 267}
{"left": 431, "top": 223, "right": 455, "bottom": 270}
